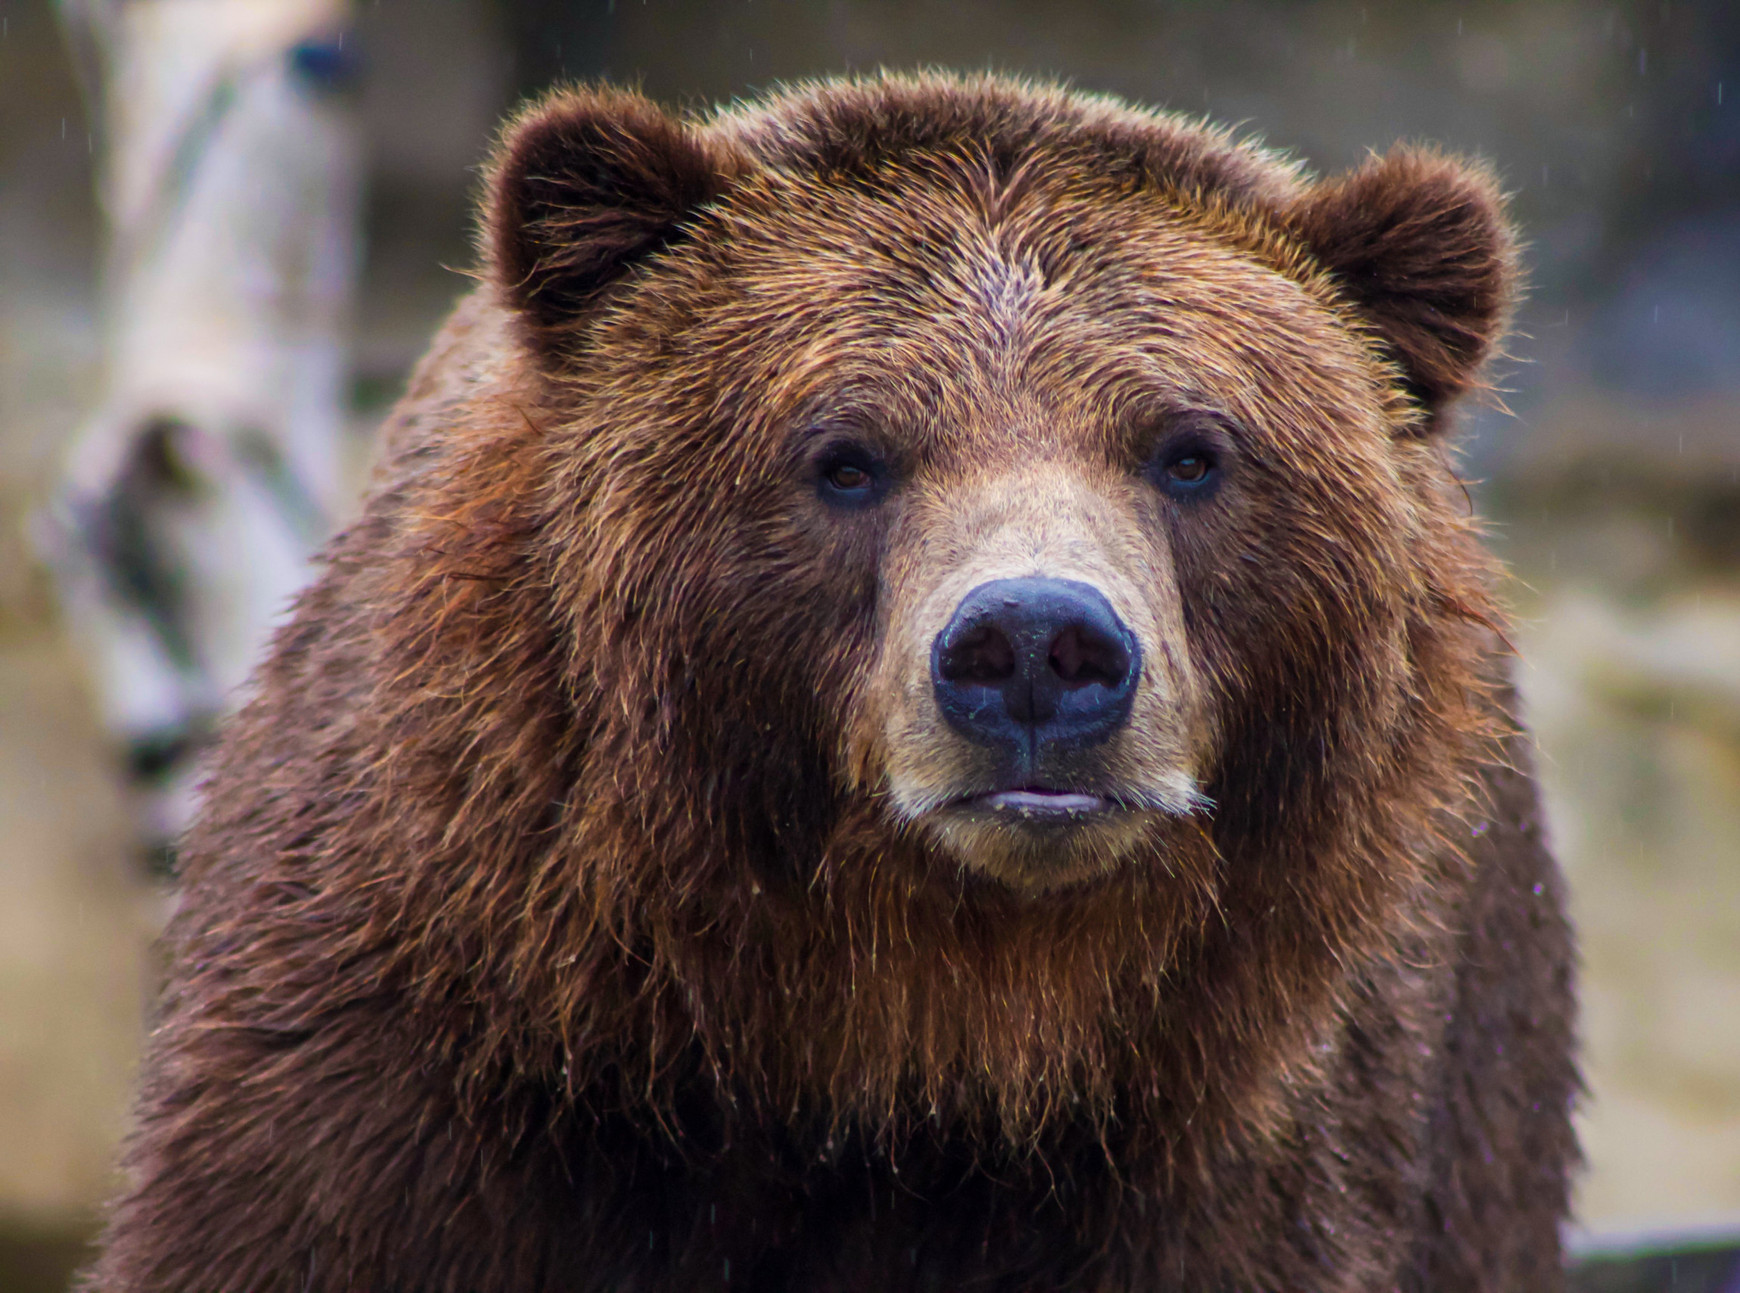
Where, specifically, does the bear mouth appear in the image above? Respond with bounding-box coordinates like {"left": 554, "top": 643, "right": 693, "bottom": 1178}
{"left": 916, "top": 781, "right": 1206, "bottom": 889}
{"left": 960, "top": 787, "right": 1118, "bottom": 822}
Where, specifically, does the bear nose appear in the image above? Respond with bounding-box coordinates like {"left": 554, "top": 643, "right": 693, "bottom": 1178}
{"left": 931, "top": 577, "right": 1140, "bottom": 758}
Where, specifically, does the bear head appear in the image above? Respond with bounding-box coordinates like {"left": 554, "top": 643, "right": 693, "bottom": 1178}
{"left": 393, "top": 73, "right": 1514, "bottom": 1139}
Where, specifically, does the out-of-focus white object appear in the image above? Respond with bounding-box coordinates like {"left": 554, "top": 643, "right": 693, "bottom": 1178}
{"left": 44, "top": 0, "right": 360, "bottom": 848}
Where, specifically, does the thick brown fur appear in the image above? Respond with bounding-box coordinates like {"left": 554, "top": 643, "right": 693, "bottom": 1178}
{"left": 88, "top": 74, "right": 1576, "bottom": 1292}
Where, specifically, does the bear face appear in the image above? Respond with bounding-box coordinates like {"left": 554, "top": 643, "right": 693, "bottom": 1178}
{"left": 429, "top": 76, "right": 1517, "bottom": 1137}
{"left": 522, "top": 150, "right": 1438, "bottom": 899}
{"left": 495, "top": 84, "right": 1500, "bottom": 900}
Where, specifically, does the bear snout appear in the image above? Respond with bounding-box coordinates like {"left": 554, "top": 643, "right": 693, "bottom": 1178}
{"left": 867, "top": 465, "right": 1210, "bottom": 877}
{"left": 930, "top": 576, "right": 1140, "bottom": 762}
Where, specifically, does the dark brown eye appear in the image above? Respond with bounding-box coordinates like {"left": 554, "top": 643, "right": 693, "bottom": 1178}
{"left": 1146, "top": 413, "right": 1233, "bottom": 500}
{"left": 815, "top": 443, "right": 888, "bottom": 508}
{"left": 1166, "top": 454, "right": 1209, "bottom": 484}
{"left": 827, "top": 463, "right": 869, "bottom": 491}
{"left": 1151, "top": 444, "right": 1221, "bottom": 498}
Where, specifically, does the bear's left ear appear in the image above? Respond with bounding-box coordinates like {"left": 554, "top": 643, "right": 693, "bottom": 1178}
{"left": 1285, "top": 147, "right": 1517, "bottom": 427}
{"left": 486, "top": 87, "right": 735, "bottom": 363}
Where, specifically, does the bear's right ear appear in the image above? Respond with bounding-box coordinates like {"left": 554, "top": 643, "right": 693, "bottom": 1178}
{"left": 486, "top": 88, "right": 731, "bottom": 362}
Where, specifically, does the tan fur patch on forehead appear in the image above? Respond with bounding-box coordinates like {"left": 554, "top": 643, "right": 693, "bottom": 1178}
{"left": 705, "top": 174, "right": 1408, "bottom": 450}
{"left": 690, "top": 71, "right": 1424, "bottom": 432}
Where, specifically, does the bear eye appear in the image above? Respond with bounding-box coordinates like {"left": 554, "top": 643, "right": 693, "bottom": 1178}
{"left": 1145, "top": 413, "right": 1233, "bottom": 500}
{"left": 1165, "top": 453, "right": 1211, "bottom": 485}
{"left": 815, "top": 443, "right": 888, "bottom": 509}
{"left": 827, "top": 462, "right": 870, "bottom": 491}
{"left": 1148, "top": 441, "right": 1222, "bottom": 499}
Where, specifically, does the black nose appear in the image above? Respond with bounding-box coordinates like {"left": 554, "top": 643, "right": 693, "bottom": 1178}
{"left": 931, "top": 577, "right": 1140, "bottom": 758}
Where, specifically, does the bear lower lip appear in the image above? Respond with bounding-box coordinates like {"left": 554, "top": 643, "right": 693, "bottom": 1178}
{"left": 973, "top": 789, "right": 1114, "bottom": 818}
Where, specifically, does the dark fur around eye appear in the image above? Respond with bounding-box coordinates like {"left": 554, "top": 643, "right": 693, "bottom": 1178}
{"left": 815, "top": 442, "right": 891, "bottom": 509}
{"left": 1145, "top": 413, "right": 1235, "bottom": 500}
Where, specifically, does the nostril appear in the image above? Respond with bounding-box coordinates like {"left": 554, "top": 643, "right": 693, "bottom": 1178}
{"left": 1048, "top": 624, "right": 1129, "bottom": 689}
{"left": 939, "top": 624, "right": 1016, "bottom": 684}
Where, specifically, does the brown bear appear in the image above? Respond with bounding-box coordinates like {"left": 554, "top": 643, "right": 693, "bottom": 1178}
{"left": 87, "top": 73, "right": 1579, "bottom": 1292}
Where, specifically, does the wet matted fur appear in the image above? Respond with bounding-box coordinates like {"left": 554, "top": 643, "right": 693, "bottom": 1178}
{"left": 87, "top": 73, "right": 1578, "bottom": 1293}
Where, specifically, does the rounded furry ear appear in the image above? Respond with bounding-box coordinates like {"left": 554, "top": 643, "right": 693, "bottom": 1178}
{"left": 486, "top": 87, "right": 729, "bottom": 361}
{"left": 1288, "top": 147, "right": 1517, "bottom": 424}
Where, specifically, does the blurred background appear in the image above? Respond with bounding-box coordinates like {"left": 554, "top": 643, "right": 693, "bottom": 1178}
{"left": 1, "top": 0, "right": 1737, "bottom": 1288}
